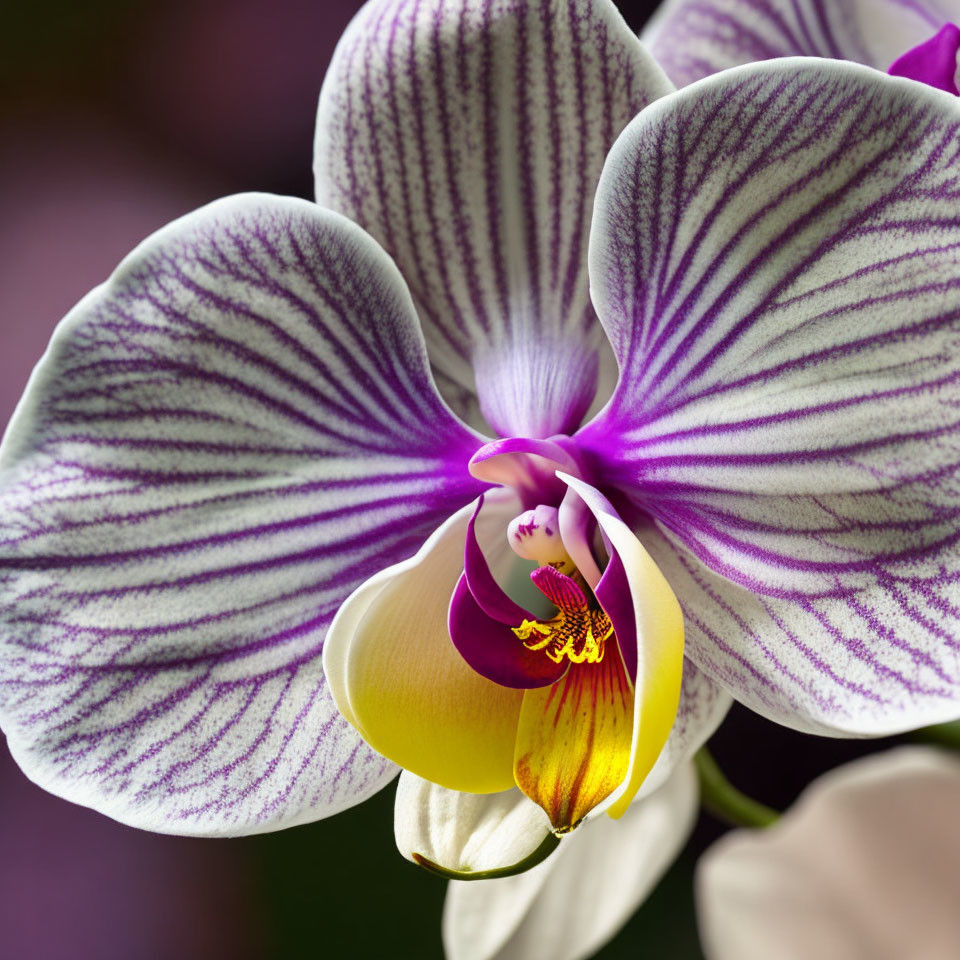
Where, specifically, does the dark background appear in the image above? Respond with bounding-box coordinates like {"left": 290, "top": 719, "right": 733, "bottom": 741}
{"left": 0, "top": 2, "right": 902, "bottom": 957}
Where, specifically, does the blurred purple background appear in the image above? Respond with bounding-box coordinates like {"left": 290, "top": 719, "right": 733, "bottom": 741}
{"left": 0, "top": 748, "right": 268, "bottom": 959}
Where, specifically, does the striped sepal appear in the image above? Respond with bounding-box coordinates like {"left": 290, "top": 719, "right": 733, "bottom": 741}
{"left": 0, "top": 194, "right": 485, "bottom": 834}
{"left": 584, "top": 60, "right": 960, "bottom": 733}
{"left": 315, "top": 0, "right": 672, "bottom": 437}
{"left": 642, "top": 0, "right": 955, "bottom": 87}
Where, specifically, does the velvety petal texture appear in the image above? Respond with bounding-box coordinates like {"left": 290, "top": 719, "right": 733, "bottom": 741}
{"left": 583, "top": 60, "right": 960, "bottom": 734}
{"left": 0, "top": 194, "right": 485, "bottom": 835}
{"left": 444, "top": 760, "right": 698, "bottom": 960}
{"left": 314, "top": 0, "right": 672, "bottom": 437}
{"left": 513, "top": 634, "right": 634, "bottom": 833}
{"left": 449, "top": 576, "right": 567, "bottom": 688}
{"left": 698, "top": 747, "right": 960, "bottom": 960}
{"left": 643, "top": 0, "right": 958, "bottom": 87}
{"left": 394, "top": 772, "right": 554, "bottom": 877}
{"left": 324, "top": 499, "right": 523, "bottom": 795}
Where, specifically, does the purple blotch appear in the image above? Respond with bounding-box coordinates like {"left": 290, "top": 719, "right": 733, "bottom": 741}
{"left": 889, "top": 23, "right": 960, "bottom": 96}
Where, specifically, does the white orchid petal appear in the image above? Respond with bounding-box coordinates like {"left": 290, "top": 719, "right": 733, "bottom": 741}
{"left": 315, "top": 0, "right": 672, "bottom": 436}
{"left": 444, "top": 760, "right": 698, "bottom": 960}
{"left": 394, "top": 772, "right": 554, "bottom": 877}
{"left": 584, "top": 59, "right": 960, "bottom": 734}
{"left": 0, "top": 194, "right": 485, "bottom": 835}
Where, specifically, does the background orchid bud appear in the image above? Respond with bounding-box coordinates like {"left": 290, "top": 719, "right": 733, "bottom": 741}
{"left": 697, "top": 748, "right": 960, "bottom": 960}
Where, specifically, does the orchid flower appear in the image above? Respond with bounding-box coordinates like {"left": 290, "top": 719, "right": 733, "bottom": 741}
{"left": 697, "top": 747, "right": 960, "bottom": 960}
{"left": 643, "top": 0, "right": 960, "bottom": 88}
{"left": 3, "top": 0, "right": 960, "bottom": 929}
{"left": 0, "top": 0, "right": 721, "bottom": 848}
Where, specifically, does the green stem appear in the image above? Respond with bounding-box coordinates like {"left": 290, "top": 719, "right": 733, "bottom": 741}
{"left": 411, "top": 831, "right": 561, "bottom": 881}
{"left": 909, "top": 720, "right": 960, "bottom": 750}
{"left": 695, "top": 748, "right": 779, "bottom": 829}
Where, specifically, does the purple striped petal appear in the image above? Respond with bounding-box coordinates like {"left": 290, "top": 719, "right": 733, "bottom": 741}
{"left": 582, "top": 60, "right": 960, "bottom": 734}
{"left": 314, "top": 0, "right": 672, "bottom": 438}
{"left": 0, "top": 194, "right": 485, "bottom": 835}
{"left": 643, "top": 0, "right": 957, "bottom": 87}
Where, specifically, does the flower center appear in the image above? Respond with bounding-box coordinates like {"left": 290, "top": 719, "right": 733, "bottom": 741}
{"left": 507, "top": 504, "right": 574, "bottom": 573}
{"left": 513, "top": 603, "right": 613, "bottom": 665}
{"left": 508, "top": 510, "right": 612, "bottom": 665}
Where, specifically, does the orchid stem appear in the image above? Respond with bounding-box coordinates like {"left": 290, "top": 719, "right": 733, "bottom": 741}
{"left": 695, "top": 748, "right": 779, "bottom": 829}
{"left": 909, "top": 720, "right": 960, "bottom": 750}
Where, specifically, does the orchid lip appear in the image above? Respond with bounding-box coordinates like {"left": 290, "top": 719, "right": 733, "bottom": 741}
{"left": 453, "top": 490, "right": 632, "bottom": 688}
{"left": 450, "top": 454, "right": 620, "bottom": 694}
{"left": 448, "top": 573, "right": 568, "bottom": 689}
{"left": 449, "top": 494, "right": 569, "bottom": 691}
{"left": 452, "top": 501, "right": 639, "bottom": 833}
{"left": 514, "top": 565, "right": 613, "bottom": 668}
